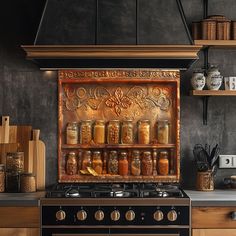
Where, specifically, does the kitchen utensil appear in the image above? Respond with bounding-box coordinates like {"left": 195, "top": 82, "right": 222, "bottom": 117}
{"left": 0, "top": 116, "right": 10, "bottom": 143}
{"left": 29, "top": 129, "right": 45, "bottom": 190}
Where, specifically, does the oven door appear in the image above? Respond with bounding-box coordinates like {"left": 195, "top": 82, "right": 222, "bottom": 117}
{"left": 42, "top": 227, "right": 189, "bottom": 236}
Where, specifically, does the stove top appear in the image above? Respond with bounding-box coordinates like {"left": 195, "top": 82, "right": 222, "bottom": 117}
{"left": 46, "top": 183, "right": 186, "bottom": 198}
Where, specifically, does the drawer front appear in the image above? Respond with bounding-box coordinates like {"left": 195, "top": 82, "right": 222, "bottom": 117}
{"left": 0, "top": 207, "right": 40, "bottom": 228}
{"left": 192, "top": 207, "right": 236, "bottom": 228}
{"left": 192, "top": 229, "right": 236, "bottom": 236}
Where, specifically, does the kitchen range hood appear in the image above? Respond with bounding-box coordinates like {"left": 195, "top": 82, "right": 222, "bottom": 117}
{"left": 22, "top": 0, "right": 201, "bottom": 70}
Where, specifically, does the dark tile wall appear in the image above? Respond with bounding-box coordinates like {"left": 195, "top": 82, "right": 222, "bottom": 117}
{"left": 1, "top": 0, "right": 236, "bottom": 189}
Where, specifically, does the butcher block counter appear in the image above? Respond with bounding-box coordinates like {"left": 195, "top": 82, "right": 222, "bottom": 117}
{"left": 186, "top": 190, "right": 236, "bottom": 236}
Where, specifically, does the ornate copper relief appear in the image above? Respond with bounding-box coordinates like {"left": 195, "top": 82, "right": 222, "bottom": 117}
{"left": 63, "top": 86, "right": 171, "bottom": 117}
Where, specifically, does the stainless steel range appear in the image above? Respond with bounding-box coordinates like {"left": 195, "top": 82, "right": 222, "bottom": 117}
{"left": 41, "top": 183, "right": 190, "bottom": 236}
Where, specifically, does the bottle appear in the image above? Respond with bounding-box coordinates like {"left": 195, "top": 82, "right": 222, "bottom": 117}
{"left": 66, "top": 152, "right": 78, "bottom": 175}
{"left": 0, "top": 164, "right": 5, "bottom": 192}
{"left": 118, "top": 152, "right": 129, "bottom": 176}
{"left": 66, "top": 122, "right": 78, "bottom": 144}
{"left": 108, "top": 151, "right": 118, "bottom": 175}
{"left": 138, "top": 120, "right": 150, "bottom": 144}
{"left": 81, "top": 151, "right": 92, "bottom": 170}
{"left": 158, "top": 151, "right": 169, "bottom": 175}
{"left": 157, "top": 120, "right": 169, "bottom": 144}
{"left": 141, "top": 151, "right": 153, "bottom": 176}
{"left": 80, "top": 120, "right": 92, "bottom": 144}
{"left": 121, "top": 120, "right": 134, "bottom": 144}
{"left": 93, "top": 120, "right": 105, "bottom": 144}
{"left": 131, "top": 150, "right": 141, "bottom": 176}
{"left": 92, "top": 151, "right": 103, "bottom": 175}
{"left": 107, "top": 120, "right": 120, "bottom": 144}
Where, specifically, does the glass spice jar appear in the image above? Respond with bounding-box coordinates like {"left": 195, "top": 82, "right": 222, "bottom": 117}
{"left": 118, "top": 152, "right": 129, "bottom": 176}
{"left": 141, "top": 151, "right": 153, "bottom": 176}
{"left": 0, "top": 164, "right": 5, "bottom": 192}
{"left": 138, "top": 120, "right": 150, "bottom": 144}
{"left": 107, "top": 120, "right": 120, "bottom": 144}
{"left": 81, "top": 151, "right": 92, "bottom": 171}
{"left": 66, "top": 122, "right": 78, "bottom": 144}
{"left": 93, "top": 120, "right": 105, "bottom": 144}
{"left": 121, "top": 120, "right": 134, "bottom": 144}
{"left": 108, "top": 151, "right": 118, "bottom": 175}
{"left": 66, "top": 152, "right": 78, "bottom": 175}
{"left": 6, "top": 152, "right": 24, "bottom": 173}
{"left": 80, "top": 120, "right": 92, "bottom": 144}
{"left": 6, "top": 171, "right": 20, "bottom": 193}
{"left": 20, "top": 173, "right": 36, "bottom": 193}
{"left": 131, "top": 150, "right": 141, "bottom": 176}
{"left": 157, "top": 120, "right": 169, "bottom": 144}
{"left": 158, "top": 151, "right": 169, "bottom": 175}
{"left": 92, "top": 151, "right": 103, "bottom": 175}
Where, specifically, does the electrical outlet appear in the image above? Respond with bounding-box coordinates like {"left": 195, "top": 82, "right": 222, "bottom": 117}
{"left": 219, "top": 155, "right": 236, "bottom": 168}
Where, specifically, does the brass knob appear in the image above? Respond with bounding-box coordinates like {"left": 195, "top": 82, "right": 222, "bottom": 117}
{"left": 110, "top": 210, "right": 120, "bottom": 221}
{"left": 125, "top": 210, "right": 135, "bottom": 221}
{"left": 167, "top": 210, "right": 178, "bottom": 222}
{"left": 56, "top": 210, "right": 66, "bottom": 221}
{"left": 153, "top": 210, "right": 164, "bottom": 221}
{"left": 95, "top": 210, "right": 104, "bottom": 221}
{"left": 77, "top": 210, "right": 87, "bottom": 221}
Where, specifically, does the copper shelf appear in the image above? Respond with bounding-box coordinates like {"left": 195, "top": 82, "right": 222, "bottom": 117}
{"left": 190, "top": 90, "right": 236, "bottom": 96}
{"left": 62, "top": 144, "right": 176, "bottom": 149}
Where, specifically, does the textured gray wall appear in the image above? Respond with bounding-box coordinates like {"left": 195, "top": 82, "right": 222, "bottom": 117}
{"left": 1, "top": 0, "right": 236, "bottom": 189}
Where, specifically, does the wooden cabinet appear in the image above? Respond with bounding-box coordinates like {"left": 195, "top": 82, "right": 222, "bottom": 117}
{"left": 0, "top": 207, "right": 40, "bottom": 236}
{"left": 192, "top": 207, "right": 236, "bottom": 236}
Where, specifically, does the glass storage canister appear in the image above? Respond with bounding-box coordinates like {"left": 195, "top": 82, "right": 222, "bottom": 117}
{"left": 6, "top": 171, "right": 20, "bottom": 193}
{"left": 6, "top": 152, "right": 24, "bottom": 173}
{"left": 80, "top": 120, "right": 92, "bottom": 144}
{"left": 66, "top": 152, "right": 78, "bottom": 175}
{"left": 107, "top": 120, "right": 120, "bottom": 144}
{"left": 118, "top": 152, "right": 129, "bottom": 176}
{"left": 138, "top": 120, "right": 150, "bottom": 144}
{"left": 131, "top": 150, "right": 141, "bottom": 176}
{"left": 157, "top": 120, "right": 169, "bottom": 144}
{"left": 141, "top": 151, "right": 153, "bottom": 176}
{"left": 108, "top": 151, "right": 118, "bottom": 175}
{"left": 20, "top": 173, "right": 36, "bottom": 193}
{"left": 93, "top": 120, "right": 105, "bottom": 144}
{"left": 121, "top": 120, "right": 134, "bottom": 144}
{"left": 66, "top": 122, "right": 78, "bottom": 145}
{"left": 158, "top": 151, "right": 169, "bottom": 175}
{"left": 92, "top": 151, "right": 103, "bottom": 175}
{"left": 81, "top": 151, "right": 92, "bottom": 171}
{"left": 0, "top": 164, "right": 5, "bottom": 192}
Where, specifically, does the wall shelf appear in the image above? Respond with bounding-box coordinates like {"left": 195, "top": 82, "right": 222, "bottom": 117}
{"left": 195, "top": 40, "right": 236, "bottom": 48}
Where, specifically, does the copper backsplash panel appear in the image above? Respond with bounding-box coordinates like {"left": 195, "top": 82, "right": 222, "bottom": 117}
{"left": 58, "top": 69, "right": 180, "bottom": 183}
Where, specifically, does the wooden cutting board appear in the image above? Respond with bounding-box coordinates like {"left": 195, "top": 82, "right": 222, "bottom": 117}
{"left": 0, "top": 143, "right": 19, "bottom": 165}
{"left": 29, "top": 129, "right": 46, "bottom": 190}
{"left": 0, "top": 116, "right": 10, "bottom": 143}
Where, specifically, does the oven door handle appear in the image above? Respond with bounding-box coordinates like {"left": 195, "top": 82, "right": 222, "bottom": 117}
{"left": 52, "top": 234, "right": 180, "bottom": 236}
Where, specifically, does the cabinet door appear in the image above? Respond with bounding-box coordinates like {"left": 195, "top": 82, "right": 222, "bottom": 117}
{"left": 192, "top": 229, "right": 236, "bottom": 236}
{"left": 0, "top": 228, "right": 39, "bottom": 236}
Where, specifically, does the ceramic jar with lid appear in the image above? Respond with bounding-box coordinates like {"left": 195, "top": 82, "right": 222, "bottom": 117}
{"left": 191, "top": 69, "right": 206, "bottom": 90}
{"left": 206, "top": 65, "right": 223, "bottom": 90}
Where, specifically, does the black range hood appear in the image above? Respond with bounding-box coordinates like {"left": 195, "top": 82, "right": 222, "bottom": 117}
{"left": 22, "top": 0, "right": 202, "bottom": 70}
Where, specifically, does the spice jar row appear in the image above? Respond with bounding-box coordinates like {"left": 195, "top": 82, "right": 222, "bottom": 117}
{"left": 65, "top": 149, "right": 175, "bottom": 177}
{"left": 66, "top": 119, "right": 170, "bottom": 145}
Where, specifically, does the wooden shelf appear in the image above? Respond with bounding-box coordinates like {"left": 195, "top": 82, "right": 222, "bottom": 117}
{"left": 62, "top": 144, "right": 176, "bottom": 149}
{"left": 190, "top": 90, "right": 236, "bottom": 96}
{"left": 195, "top": 40, "right": 236, "bottom": 48}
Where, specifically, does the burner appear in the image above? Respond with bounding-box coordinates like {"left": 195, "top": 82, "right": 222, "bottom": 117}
{"left": 65, "top": 188, "right": 80, "bottom": 197}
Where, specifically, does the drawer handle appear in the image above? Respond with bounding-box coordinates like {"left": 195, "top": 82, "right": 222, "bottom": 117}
{"left": 231, "top": 212, "right": 236, "bottom": 220}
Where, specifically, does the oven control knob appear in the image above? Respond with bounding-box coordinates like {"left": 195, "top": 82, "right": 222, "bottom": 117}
{"left": 153, "top": 210, "right": 164, "bottom": 221}
{"left": 95, "top": 210, "right": 105, "bottom": 221}
{"left": 125, "top": 210, "right": 135, "bottom": 221}
{"left": 56, "top": 210, "right": 66, "bottom": 221}
{"left": 110, "top": 210, "right": 120, "bottom": 221}
{"left": 167, "top": 210, "right": 178, "bottom": 222}
{"left": 77, "top": 210, "right": 87, "bottom": 221}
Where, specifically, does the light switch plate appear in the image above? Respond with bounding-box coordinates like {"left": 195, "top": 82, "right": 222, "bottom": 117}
{"left": 219, "top": 155, "right": 236, "bottom": 168}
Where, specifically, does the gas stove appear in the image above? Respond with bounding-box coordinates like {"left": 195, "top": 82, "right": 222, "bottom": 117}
{"left": 41, "top": 183, "right": 190, "bottom": 236}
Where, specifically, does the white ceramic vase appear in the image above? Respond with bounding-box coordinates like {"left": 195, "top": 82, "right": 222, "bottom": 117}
{"left": 206, "top": 65, "right": 223, "bottom": 90}
{"left": 191, "top": 72, "right": 206, "bottom": 90}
